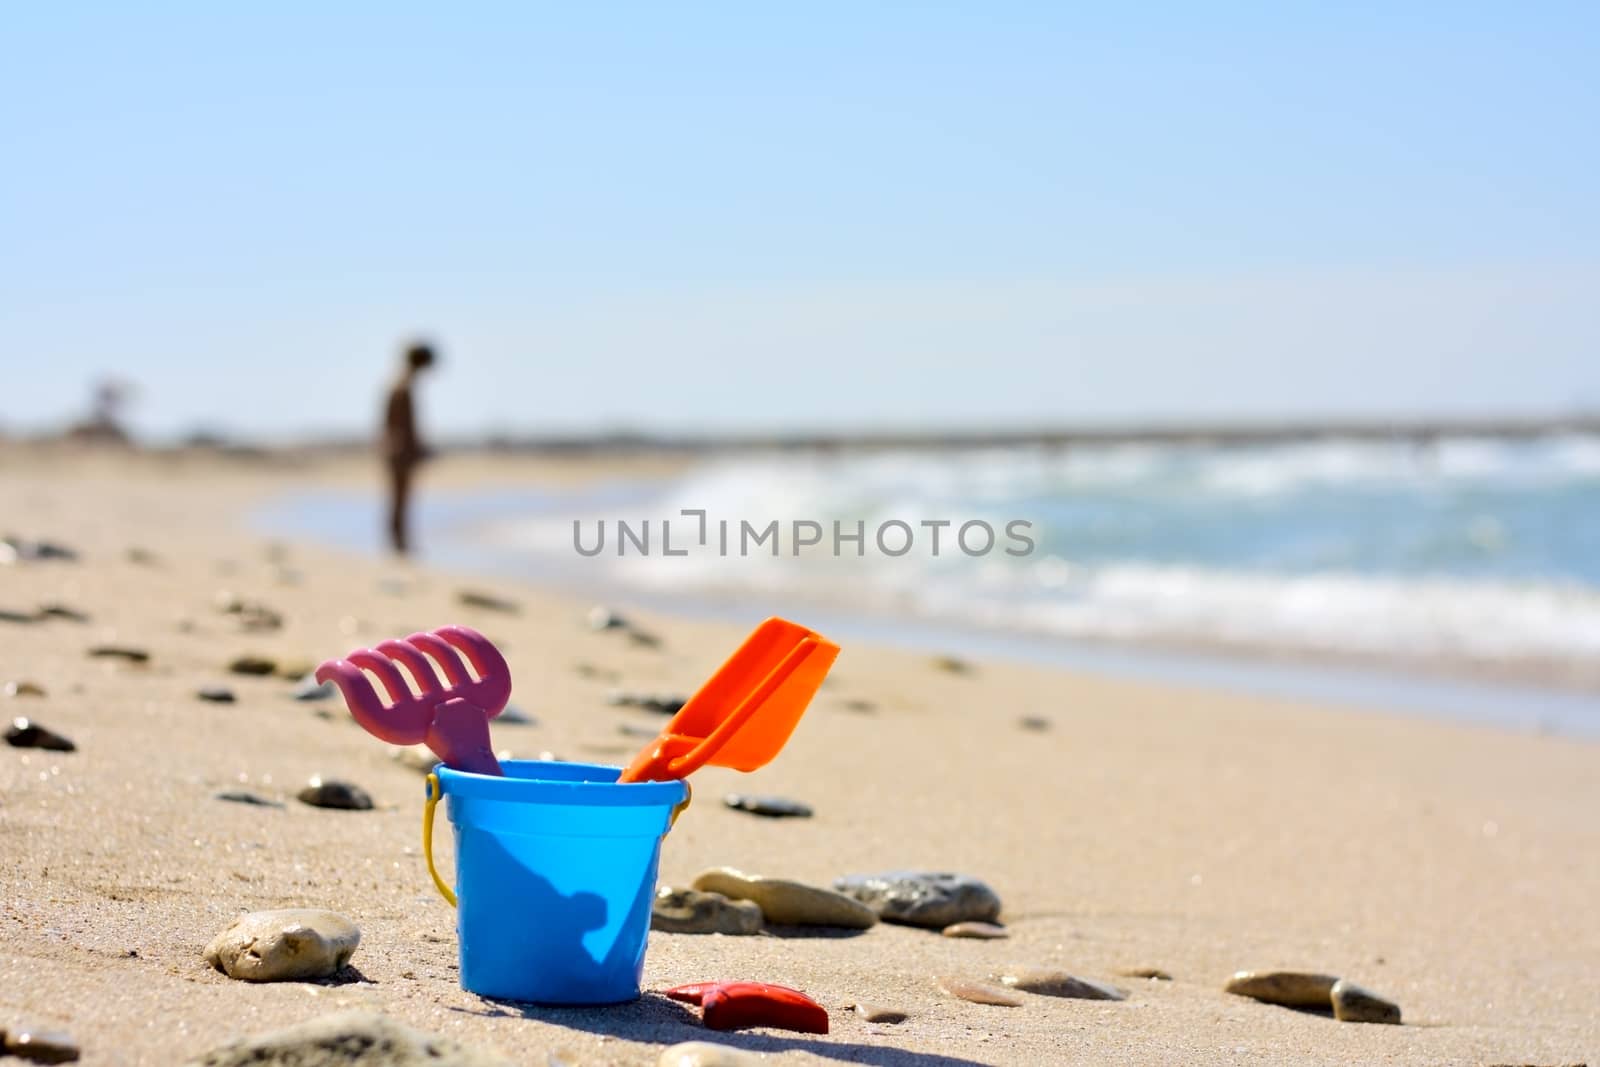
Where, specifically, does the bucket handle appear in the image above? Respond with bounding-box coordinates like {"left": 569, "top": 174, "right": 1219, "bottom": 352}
{"left": 421, "top": 772, "right": 693, "bottom": 909}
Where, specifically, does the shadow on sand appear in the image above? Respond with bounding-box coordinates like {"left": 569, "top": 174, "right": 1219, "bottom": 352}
{"left": 451, "top": 992, "right": 995, "bottom": 1066}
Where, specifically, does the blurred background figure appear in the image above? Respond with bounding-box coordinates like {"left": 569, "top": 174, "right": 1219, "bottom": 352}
{"left": 382, "top": 341, "right": 437, "bottom": 555}
{"left": 65, "top": 378, "right": 134, "bottom": 444}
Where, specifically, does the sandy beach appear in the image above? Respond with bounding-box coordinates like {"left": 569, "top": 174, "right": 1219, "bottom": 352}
{"left": 3, "top": 447, "right": 1597, "bottom": 1067}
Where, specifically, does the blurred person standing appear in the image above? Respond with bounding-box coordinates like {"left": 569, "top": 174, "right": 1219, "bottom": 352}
{"left": 382, "top": 340, "right": 436, "bottom": 555}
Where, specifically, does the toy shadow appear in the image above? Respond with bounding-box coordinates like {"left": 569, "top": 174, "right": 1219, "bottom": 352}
{"left": 455, "top": 992, "right": 994, "bottom": 1066}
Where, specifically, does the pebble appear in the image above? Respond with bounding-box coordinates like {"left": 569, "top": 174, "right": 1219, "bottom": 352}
{"left": 197, "top": 686, "right": 237, "bottom": 704}
{"left": 36, "top": 604, "right": 90, "bottom": 623}
{"left": 291, "top": 675, "right": 336, "bottom": 701}
{"left": 1017, "top": 715, "right": 1051, "bottom": 731}
{"left": 617, "top": 722, "right": 658, "bottom": 738}
{"left": 834, "top": 871, "right": 1001, "bottom": 928}
{"left": 996, "top": 968, "right": 1127, "bottom": 1000}
{"left": 627, "top": 629, "right": 663, "bottom": 648}
{"left": 189, "top": 1010, "right": 510, "bottom": 1066}
{"left": 936, "top": 976, "right": 1023, "bottom": 1007}
{"left": 203, "top": 909, "right": 361, "bottom": 982}
{"left": 1, "top": 537, "right": 78, "bottom": 563}
{"left": 88, "top": 645, "right": 149, "bottom": 664}
{"left": 942, "top": 921, "right": 1009, "bottom": 939}
{"left": 296, "top": 777, "right": 373, "bottom": 810}
{"left": 841, "top": 698, "right": 876, "bottom": 712}
{"left": 1330, "top": 979, "right": 1402, "bottom": 1024}
{"left": 651, "top": 888, "right": 764, "bottom": 935}
{"left": 4, "top": 681, "right": 46, "bottom": 698}
{"left": 215, "top": 790, "right": 284, "bottom": 808}
{"left": 656, "top": 1041, "right": 763, "bottom": 1067}
{"left": 692, "top": 867, "right": 877, "bottom": 928}
{"left": 497, "top": 704, "right": 536, "bottom": 726}
{"left": 2, "top": 1026, "right": 80, "bottom": 1064}
{"left": 5, "top": 717, "right": 76, "bottom": 752}
{"left": 228, "top": 655, "right": 277, "bottom": 676}
{"left": 607, "top": 690, "right": 688, "bottom": 715}
{"left": 723, "top": 793, "right": 813, "bottom": 818}
{"left": 0, "top": 608, "right": 38, "bottom": 624}
{"left": 587, "top": 606, "right": 627, "bottom": 630}
{"left": 1118, "top": 966, "right": 1173, "bottom": 980}
{"left": 126, "top": 547, "right": 159, "bottom": 566}
{"left": 573, "top": 661, "right": 621, "bottom": 681}
{"left": 457, "top": 589, "right": 520, "bottom": 614}
{"left": 1223, "top": 970, "right": 1339, "bottom": 1008}
{"left": 849, "top": 1003, "right": 909, "bottom": 1023}
{"left": 393, "top": 745, "right": 438, "bottom": 774}
{"left": 931, "top": 654, "right": 972, "bottom": 674}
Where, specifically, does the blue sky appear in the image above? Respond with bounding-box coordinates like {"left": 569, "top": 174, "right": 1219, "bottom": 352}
{"left": 3, "top": 3, "right": 1597, "bottom": 441}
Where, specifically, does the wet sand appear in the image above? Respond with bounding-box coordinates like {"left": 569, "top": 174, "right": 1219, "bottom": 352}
{"left": 2, "top": 447, "right": 1597, "bottom": 1066}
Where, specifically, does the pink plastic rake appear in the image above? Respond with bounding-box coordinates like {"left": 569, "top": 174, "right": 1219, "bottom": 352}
{"left": 315, "top": 624, "right": 510, "bottom": 776}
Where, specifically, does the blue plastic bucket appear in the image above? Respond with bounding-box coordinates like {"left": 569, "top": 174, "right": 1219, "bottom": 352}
{"left": 423, "top": 760, "right": 688, "bottom": 1004}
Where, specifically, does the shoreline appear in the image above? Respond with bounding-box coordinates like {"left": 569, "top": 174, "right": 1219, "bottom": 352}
{"left": 3, "top": 446, "right": 1598, "bottom": 1066}
{"left": 251, "top": 474, "right": 1600, "bottom": 738}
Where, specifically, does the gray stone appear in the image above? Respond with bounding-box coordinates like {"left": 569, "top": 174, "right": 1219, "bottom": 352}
{"left": 215, "top": 790, "right": 284, "bottom": 808}
{"left": 996, "top": 968, "right": 1126, "bottom": 1000}
{"left": 1330, "top": 979, "right": 1402, "bottom": 1024}
{"left": 292, "top": 675, "right": 337, "bottom": 701}
{"left": 942, "top": 920, "right": 1008, "bottom": 939}
{"left": 197, "top": 687, "right": 236, "bottom": 703}
{"left": 587, "top": 606, "right": 627, "bottom": 630}
{"left": 37, "top": 604, "right": 89, "bottom": 623}
{"left": 1118, "top": 966, "right": 1173, "bottom": 981}
{"left": 5, "top": 717, "right": 75, "bottom": 752}
{"left": 3, "top": 1026, "right": 80, "bottom": 1064}
{"left": 723, "top": 793, "right": 812, "bottom": 818}
{"left": 834, "top": 871, "right": 1001, "bottom": 928}
{"left": 88, "top": 645, "right": 149, "bottom": 663}
{"left": 228, "top": 655, "right": 277, "bottom": 676}
{"left": 4, "top": 680, "right": 47, "bottom": 697}
{"left": 1224, "top": 970, "right": 1339, "bottom": 1008}
{"left": 656, "top": 1042, "right": 764, "bottom": 1067}
{"left": 203, "top": 909, "right": 360, "bottom": 982}
{"left": 692, "top": 867, "right": 876, "bottom": 928}
{"left": 458, "top": 589, "right": 519, "bottom": 614}
{"left": 650, "top": 888, "right": 763, "bottom": 935}
{"left": 1017, "top": 715, "right": 1051, "bottom": 731}
{"left": 849, "top": 1003, "right": 909, "bottom": 1023}
{"left": 187, "top": 1010, "right": 510, "bottom": 1066}
{"left": 297, "top": 777, "right": 373, "bottom": 811}
{"left": 936, "top": 976, "right": 1022, "bottom": 1007}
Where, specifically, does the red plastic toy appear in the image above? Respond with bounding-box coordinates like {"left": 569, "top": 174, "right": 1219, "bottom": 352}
{"left": 665, "top": 981, "right": 829, "bottom": 1034}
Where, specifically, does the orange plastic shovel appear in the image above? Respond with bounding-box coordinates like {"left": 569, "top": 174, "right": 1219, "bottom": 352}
{"left": 617, "top": 617, "right": 840, "bottom": 783}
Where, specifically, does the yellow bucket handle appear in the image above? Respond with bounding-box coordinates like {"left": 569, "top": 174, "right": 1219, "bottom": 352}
{"left": 422, "top": 772, "right": 693, "bottom": 909}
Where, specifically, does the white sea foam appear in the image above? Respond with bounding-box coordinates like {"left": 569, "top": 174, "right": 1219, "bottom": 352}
{"left": 482, "top": 436, "right": 1600, "bottom": 671}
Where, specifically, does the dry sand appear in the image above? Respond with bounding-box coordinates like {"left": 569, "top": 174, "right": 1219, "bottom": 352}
{"left": 2, "top": 447, "right": 1597, "bottom": 1066}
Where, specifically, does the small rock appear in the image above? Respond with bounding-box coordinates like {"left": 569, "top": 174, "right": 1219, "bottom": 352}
{"left": 656, "top": 1041, "right": 763, "bottom": 1067}
{"left": 228, "top": 655, "right": 277, "bottom": 676}
{"left": 0, "top": 608, "right": 38, "bottom": 624}
{"left": 1330, "top": 979, "right": 1401, "bottom": 1024}
{"left": 1223, "top": 970, "right": 1339, "bottom": 1008}
{"left": 626, "top": 629, "right": 662, "bottom": 648}
{"left": 996, "top": 969, "right": 1126, "bottom": 1000}
{"left": 942, "top": 921, "right": 1008, "bottom": 939}
{"left": 187, "top": 1010, "right": 510, "bottom": 1066}
{"left": 573, "top": 661, "right": 620, "bottom": 681}
{"left": 617, "top": 722, "right": 657, "bottom": 738}
{"left": 291, "top": 674, "right": 336, "bottom": 701}
{"left": 497, "top": 704, "right": 536, "bottom": 726}
{"left": 36, "top": 604, "right": 90, "bottom": 623}
{"left": 841, "top": 698, "right": 876, "bottom": 713}
{"left": 931, "top": 654, "right": 972, "bottom": 674}
{"left": 1017, "top": 715, "right": 1051, "bottom": 731}
{"left": 197, "top": 687, "right": 237, "bottom": 704}
{"left": 1, "top": 537, "right": 78, "bottom": 563}
{"left": 275, "top": 659, "right": 315, "bottom": 681}
{"left": 834, "top": 871, "right": 1001, "bottom": 928}
{"left": 5, "top": 681, "right": 46, "bottom": 698}
{"left": 849, "top": 1003, "right": 909, "bottom": 1023}
{"left": 126, "top": 547, "right": 159, "bottom": 566}
{"left": 5, "top": 717, "right": 76, "bottom": 752}
{"left": 204, "top": 909, "right": 360, "bottom": 982}
{"left": 651, "top": 888, "right": 763, "bottom": 935}
{"left": 723, "top": 793, "right": 813, "bottom": 818}
{"left": 1118, "top": 967, "right": 1173, "bottom": 981}
{"left": 2, "top": 1026, "right": 80, "bottom": 1063}
{"left": 607, "top": 690, "right": 687, "bottom": 714}
{"left": 458, "top": 589, "right": 520, "bottom": 614}
{"left": 393, "top": 745, "right": 438, "bottom": 774}
{"left": 587, "top": 606, "right": 627, "bottom": 631}
{"left": 88, "top": 645, "right": 150, "bottom": 664}
{"left": 297, "top": 777, "right": 373, "bottom": 810}
{"left": 936, "top": 976, "right": 1022, "bottom": 1007}
{"left": 692, "top": 867, "right": 877, "bottom": 928}
{"left": 215, "top": 791, "right": 284, "bottom": 808}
